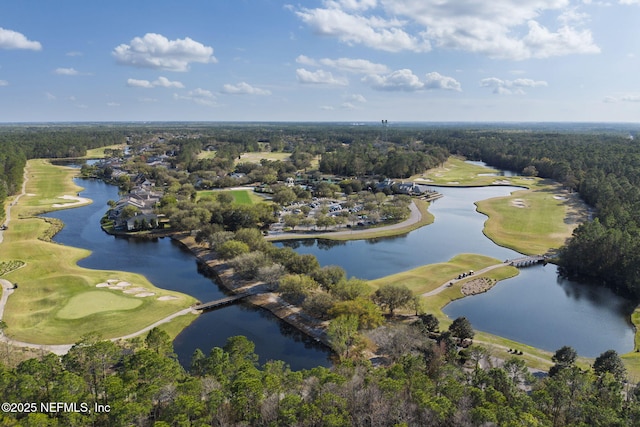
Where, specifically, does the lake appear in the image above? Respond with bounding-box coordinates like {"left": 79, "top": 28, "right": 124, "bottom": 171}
{"left": 44, "top": 177, "right": 332, "bottom": 370}
{"left": 278, "top": 184, "right": 636, "bottom": 358}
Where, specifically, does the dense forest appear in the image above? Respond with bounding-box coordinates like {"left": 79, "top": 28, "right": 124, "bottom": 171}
{"left": 0, "top": 329, "right": 638, "bottom": 426}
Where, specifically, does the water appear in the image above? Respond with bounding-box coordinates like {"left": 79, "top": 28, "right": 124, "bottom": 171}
{"left": 278, "top": 183, "right": 636, "bottom": 357}
{"left": 44, "top": 178, "right": 332, "bottom": 370}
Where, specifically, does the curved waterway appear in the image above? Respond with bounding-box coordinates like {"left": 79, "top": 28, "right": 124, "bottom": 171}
{"left": 44, "top": 177, "right": 332, "bottom": 370}
{"left": 279, "top": 184, "right": 636, "bottom": 358}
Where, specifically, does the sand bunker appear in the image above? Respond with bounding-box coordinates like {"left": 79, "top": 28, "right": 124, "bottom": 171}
{"left": 553, "top": 195, "right": 568, "bottom": 200}
{"left": 134, "top": 292, "right": 155, "bottom": 297}
{"left": 95, "top": 282, "right": 110, "bottom": 288}
{"left": 448, "top": 181, "right": 459, "bottom": 184}
{"left": 52, "top": 194, "right": 91, "bottom": 207}
{"left": 157, "top": 295, "right": 178, "bottom": 301}
{"left": 493, "top": 179, "right": 511, "bottom": 185}
{"left": 511, "top": 198, "right": 527, "bottom": 208}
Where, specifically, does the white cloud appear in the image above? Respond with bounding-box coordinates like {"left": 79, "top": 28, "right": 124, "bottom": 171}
{"left": 113, "top": 33, "right": 216, "bottom": 71}
{"left": 0, "top": 27, "right": 41, "bottom": 50}
{"left": 621, "top": 94, "right": 640, "bottom": 102}
{"left": 480, "top": 77, "right": 548, "bottom": 94}
{"left": 619, "top": 0, "right": 640, "bottom": 4}
{"left": 153, "top": 76, "right": 184, "bottom": 88}
{"left": 362, "top": 69, "right": 424, "bottom": 91}
{"left": 296, "top": 68, "right": 348, "bottom": 85}
{"left": 54, "top": 67, "right": 79, "bottom": 76}
{"left": 296, "top": 54, "right": 389, "bottom": 74}
{"left": 174, "top": 88, "right": 216, "bottom": 106}
{"left": 294, "top": 1, "right": 599, "bottom": 59}
{"left": 0, "top": 80, "right": 8, "bottom": 86}
{"left": 106, "top": 102, "right": 120, "bottom": 107}
{"left": 221, "top": 82, "right": 271, "bottom": 95}
{"left": 127, "top": 78, "right": 154, "bottom": 88}
{"left": 127, "top": 76, "right": 184, "bottom": 88}
{"left": 295, "top": 6, "right": 430, "bottom": 52}
{"left": 66, "top": 51, "right": 82, "bottom": 57}
{"left": 424, "top": 72, "right": 462, "bottom": 91}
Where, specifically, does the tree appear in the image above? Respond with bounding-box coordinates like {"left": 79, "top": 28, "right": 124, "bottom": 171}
{"left": 328, "top": 298, "right": 384, "bottom": 329}
{"left": 327, "top": 315, "right": 359, "bottom": 359}
{"left": 417, "top": 313, "right": 439, "bottom": 333}
{"left": 217, "top": 240, "right": 250, "bottom": 259}
{"left": 593, "top": 349, "right": 626, "bottom": 381}
{"left": 372, "top": 283, "right": 413, "bottom": 315}
{"left": 550, "top": 345, "right": 578, "bottom": 377}
{"left": 449, "top": 316, "right": 474, "bottom": 341}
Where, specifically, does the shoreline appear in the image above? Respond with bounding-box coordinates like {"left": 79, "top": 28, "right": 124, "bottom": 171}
{"left": 170, "top": 233, "right": 333, "bottom": 348}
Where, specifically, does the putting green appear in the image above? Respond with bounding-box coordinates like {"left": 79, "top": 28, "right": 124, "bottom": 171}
{"left": 56, "top": 291, "right": 143, "bottom": 319}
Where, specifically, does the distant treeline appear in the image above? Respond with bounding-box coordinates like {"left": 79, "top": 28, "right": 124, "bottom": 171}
{"left": 0, "top": 126, "right": 129, "bottom": 220}
{"left": 426, "top": 129, "right": 640, "bottom": 298}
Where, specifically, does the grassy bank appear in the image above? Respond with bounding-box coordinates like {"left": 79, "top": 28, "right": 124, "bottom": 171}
{"left": 1, "top": 159, "right": 196, "bottom": 344}
{"left": 369, "top": 254, "right": 568, "bottom": 371}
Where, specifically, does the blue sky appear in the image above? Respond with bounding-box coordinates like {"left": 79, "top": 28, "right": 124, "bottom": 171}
{"left": 0, "top": 0, "right": 639, "bottom": 122}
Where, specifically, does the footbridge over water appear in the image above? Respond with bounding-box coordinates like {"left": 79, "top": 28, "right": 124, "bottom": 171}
{"left": 506, "top": 255, "right": 547, "bottom": 268}
{"left": 192, "top": 288, "right": 265, "bottom": 311}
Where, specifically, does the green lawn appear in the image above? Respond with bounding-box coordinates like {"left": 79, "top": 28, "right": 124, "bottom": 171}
{"left": 235, "top": 151, "right": 291, "bottom": 165}
{"left": 1, "top": 160, "right": 196, "bottom": 344}
{"left": 196, "top": 189, "right": 262, "bottom": 205}
{"left": 82, "top": 144, "right": 125, "bottom": 159}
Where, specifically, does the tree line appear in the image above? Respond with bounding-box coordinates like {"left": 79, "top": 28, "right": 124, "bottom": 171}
{"left": 0, "top": 329, "right": 637, "bottom": 426}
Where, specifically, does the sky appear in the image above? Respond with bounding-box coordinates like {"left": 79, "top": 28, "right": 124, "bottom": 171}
{"left": 0, "top": 0, "right": 639, "bottom": 123}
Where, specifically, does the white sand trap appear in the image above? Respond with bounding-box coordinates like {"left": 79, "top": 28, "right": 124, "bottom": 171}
{"left": 553, "top": 195, "right": 567, "bottom": 200}
{"left": 52, "top": 195, "right": 91, "bottom": 207}
{"left": 107, "top": 279, "right": 119, "bottom": 283}
{"left": 493, "top": 180, "right": 511, "bottom": 185}
{"left": 134, "top": 292, "right": 155, "bottom": 297}
{"left": 447, "top": 181, "right": 459, "bottom": 184}
{"left": 96, "top": 282, "right": 110, "bottom": 287}
{"left": 123, "top": 287, "right": 147, "bottom": 294}
{"left": 511, "top": 198, "right": 527, "bottom": 208}
{"left": 115, "top": 281, "right": 132, "bottom": 287}
{"left": 26, "top": 193, "right": 35, "bottom": 196}
{"left": 157, "top": 295, "right": 179, "bottom": 301}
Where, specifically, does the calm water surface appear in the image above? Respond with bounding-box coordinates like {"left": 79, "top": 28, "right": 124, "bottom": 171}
{"left": 279, "top": 183, "right": 636, "bottom": 357}
{"left": 45, "top": 177, "right": 332, "bottom": 370}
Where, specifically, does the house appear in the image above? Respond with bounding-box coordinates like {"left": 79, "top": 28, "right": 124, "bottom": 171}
{"left": 126, "top": 214, "right": 159, "bottom": 231}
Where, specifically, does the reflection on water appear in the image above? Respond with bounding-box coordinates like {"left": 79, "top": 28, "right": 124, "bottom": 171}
{"left": 278, "top": 183, "right": 636, "bottom": 357}
{"left": 44, "top": 178, "right": 332, "bottom": 370}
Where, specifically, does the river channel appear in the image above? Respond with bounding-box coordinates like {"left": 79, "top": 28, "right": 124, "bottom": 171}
{"left": 44, "top": 177, "right": 332, "bottom": 370}
{"left": 279, "top": 184, "right": 636, "bottom": 358}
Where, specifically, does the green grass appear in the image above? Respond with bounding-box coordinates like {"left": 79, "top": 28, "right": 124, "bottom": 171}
{"left": 368, "top": 253, "right": 503, "bottom": 295}
{"left": 413, "top": 156, "right": 585, "bottom": 255}
{"left": 82, "top": 144, "right": 125, "bottom": 159}
{"left": 1, "top": 159, "right": 196, "bottom": 344}
{"left": 476, "top": 186, "right": 574, "bottom": 255}
{"left": 235, "top": 151, "right": 291, "bottom": 165}
{"left": 196, "top": 189, "right": 262, "bottom": 205}
{"left": 56, "top": 291, "right": 143, "bottom": 319}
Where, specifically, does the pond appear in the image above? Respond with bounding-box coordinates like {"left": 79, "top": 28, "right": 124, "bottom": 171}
{"left": 278, "top": 181, "right": 636, "bottom": 358}
{"left": 44, "top": 177, "right": 332, "bottom": 370}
